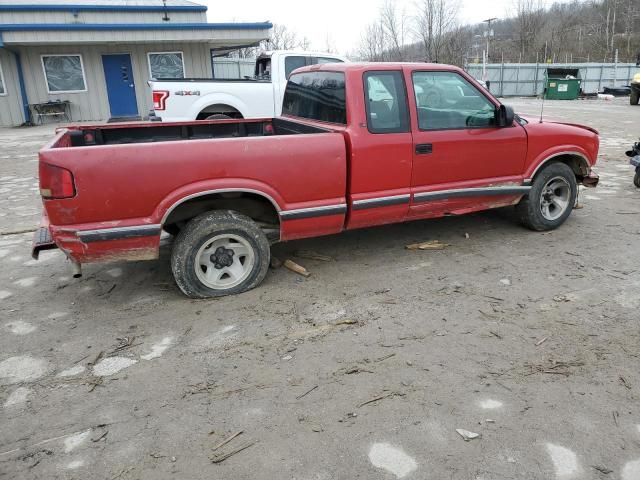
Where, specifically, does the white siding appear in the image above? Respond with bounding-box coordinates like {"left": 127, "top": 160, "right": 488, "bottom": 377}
{"left": 0, "top": 10, "right": 207, "bottom": 24}
{"left": 0, "top": 50, "right": 26, "bottom": 126}
{"left": 3, "top": 28, "right": 270, "bottom": 45}
{"left": 3, "top": 43, "right": 213, "bottom": 125}
{"left": 213, "top": 58, "right": 256, "bottom": 79}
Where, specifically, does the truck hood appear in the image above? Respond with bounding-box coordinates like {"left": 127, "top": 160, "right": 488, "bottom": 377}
{"left": 520, "top": 115, "right": 599, "bottom": 135}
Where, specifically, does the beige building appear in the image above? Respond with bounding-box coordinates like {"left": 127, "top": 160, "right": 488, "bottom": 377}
{"left": 0, "top": 0, "right": 271, "bottom": 126}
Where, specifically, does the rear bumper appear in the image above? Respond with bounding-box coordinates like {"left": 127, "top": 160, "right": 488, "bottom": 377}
{"left": 581, "top": 170, "right": 599, "bottom": 188}
{"left": 31, "top": 225, "right": 57, "bottom": 259}
{"left": 34, "top": 214, "right": 162, "bottom": 264}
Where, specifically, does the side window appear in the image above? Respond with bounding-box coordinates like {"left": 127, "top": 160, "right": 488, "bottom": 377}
{"left": 282, "top": 71, "right": 346, "bottom": 124}
{"left": 41, "top": 54, "right": 87, "bottom": 93}
{"left": 364, "top": 71, "right": 410, "bottom": 134}
{"left": 412, "top": 71, "right": 496, "bottom": 131}
{"left": 148, "top": 52, "right": 185, "bottom": 79}
{"left": 284, "top": 56, "right": 307, "bottom": 78}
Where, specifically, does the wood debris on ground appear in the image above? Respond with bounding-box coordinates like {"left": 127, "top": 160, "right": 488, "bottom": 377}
{"left": 357, "top": 391, "right": 404, "bottom": 408}
{"left": 535, "top": 337, "right": 548, "bottom": 346}
{"left": 210, "top": 430, "right": 257, "bottom": 464}
{"left": 406, "top": 240, "right": 450, "bottom": 251}
{"left": 283, "top": 259, "right": 311, "bottom": 277}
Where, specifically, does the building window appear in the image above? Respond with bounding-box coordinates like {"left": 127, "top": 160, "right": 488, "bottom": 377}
{"left": 41, "top": 54, "right": 87, "bottom": 93}
{"left": 0, "top": 60, "right": 6, "bottom": 96}
{"left": 148, "top": 52, "right": 185, "bottom": 79}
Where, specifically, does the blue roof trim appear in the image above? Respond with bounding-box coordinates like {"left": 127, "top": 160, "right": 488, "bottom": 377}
{"left": 0, "top": 22, "right": 273, "bottom": 31}
{"left": 0, "top": 4, "right": 207, "bottom": 12}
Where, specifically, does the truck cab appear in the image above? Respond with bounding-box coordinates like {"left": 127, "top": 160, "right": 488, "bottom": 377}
{"left": 150, "top": 50, "right": 348, "bottom": 121}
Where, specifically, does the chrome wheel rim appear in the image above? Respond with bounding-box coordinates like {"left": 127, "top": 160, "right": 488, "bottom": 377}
{"left": 195, "top": 234, "right": 255, "bottom": 290}
{"left": 540, "top": 176, "right": 571, "bottom": 221}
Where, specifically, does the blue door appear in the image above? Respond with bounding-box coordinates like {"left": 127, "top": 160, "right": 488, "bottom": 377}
{"left": 102, "top": 54, "right": 138, "bottom": 118}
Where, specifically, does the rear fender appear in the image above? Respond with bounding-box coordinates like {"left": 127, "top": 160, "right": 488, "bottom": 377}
{"left": 155, "top": 179, "right": 285, "bottom": 225}
{"left": 188, "top": 93, "right": 250, "bottom": 120}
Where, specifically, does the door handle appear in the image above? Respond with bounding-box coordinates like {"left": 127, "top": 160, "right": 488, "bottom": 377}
{"left": 415, "top": 143, "right": 433, "bottom": 155}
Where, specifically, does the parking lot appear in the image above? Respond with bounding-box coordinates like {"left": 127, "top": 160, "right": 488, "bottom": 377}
{"left": 1, "top": 97, "right": 639, "bottom": 480}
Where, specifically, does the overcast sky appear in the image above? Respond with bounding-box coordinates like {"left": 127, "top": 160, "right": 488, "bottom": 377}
{"left": 204, "top": 0, "right": 566, "bottom": 55}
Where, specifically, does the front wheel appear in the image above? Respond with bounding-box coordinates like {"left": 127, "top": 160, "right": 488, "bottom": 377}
{"left": 631, "top": 89, "right": 639, "bottom": 105}
{"left": 516, "top": 163, "right": 577, "bottom": 231}
{"left": 171, "top": 211, "right": 270, "bottom": 298}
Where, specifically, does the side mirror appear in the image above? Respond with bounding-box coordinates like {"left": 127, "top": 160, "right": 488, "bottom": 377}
{"left": 496, "top": 105, "right": 515, "bottom": 127}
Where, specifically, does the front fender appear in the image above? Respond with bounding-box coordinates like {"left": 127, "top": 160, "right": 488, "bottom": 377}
{"left": 153, "top": 178, "right": 286, "bottom": 225}
{"left": 524, "top": 146, "right": 592, "bottom": 180}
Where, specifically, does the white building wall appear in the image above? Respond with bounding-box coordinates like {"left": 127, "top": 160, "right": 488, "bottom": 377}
{"left": 2, "top": 42, "right": 213, "bottom": 125}
{"left": 0, "top": 10, "right": 206, "bottom": 24}
{"left": 212, "top": 58, "right": 256, "bottom": 79}
{"left": 0, "top": 49, "right": 26, "bottom": 126}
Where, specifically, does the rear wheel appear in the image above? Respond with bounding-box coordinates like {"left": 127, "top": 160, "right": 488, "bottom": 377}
{"left": 171, "top": 211, "right": 270, "bottom": 298}
{"left": 516, "top": 163, "right": 577, "bottom": 231}
{"left": 631, "top": 88, "right": 640, "bottom": 105}
{"left": 204, "top": 114, "right": 232, "bottom": 120}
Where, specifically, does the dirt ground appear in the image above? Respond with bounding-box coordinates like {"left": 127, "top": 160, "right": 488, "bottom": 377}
{"left": 0, "top": 97, "right": 639, "bottom": 480}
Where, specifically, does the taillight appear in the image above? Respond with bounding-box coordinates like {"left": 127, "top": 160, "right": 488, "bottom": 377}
{"left": 40, "top": 163, "right": 75, "bottom": 199}
{"left": 153, "top": 90, "right": 169, "bottom": 111}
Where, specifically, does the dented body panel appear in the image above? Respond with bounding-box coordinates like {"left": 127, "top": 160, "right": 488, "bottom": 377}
{"left": 35, "top": 62, "right": 600, "bottom": 268}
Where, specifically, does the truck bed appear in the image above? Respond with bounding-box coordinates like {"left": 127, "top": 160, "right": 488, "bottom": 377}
{"left": 54, "top": 118, "right": 331, "bottom": 147}
{"left": 40, "top": 117, "right": 348, "bottom": 248}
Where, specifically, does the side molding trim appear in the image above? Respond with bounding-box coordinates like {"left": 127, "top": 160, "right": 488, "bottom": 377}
{"left": 413, "top": 186, "right": 531, "bottom": 203}
{"left": 78, "top": 224, "right": 162, "bottom": 243}
{"left": 280, "top": 204, "right": 347, "bottom": 220}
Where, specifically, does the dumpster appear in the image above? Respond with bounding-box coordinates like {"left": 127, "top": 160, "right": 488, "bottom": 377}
{"left": 544, "top": 68, "right": 581, "bottom": 100}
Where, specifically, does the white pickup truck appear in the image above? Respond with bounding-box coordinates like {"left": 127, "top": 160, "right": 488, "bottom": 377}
{"left": 149, "top": 50, "right": 348, "bottom": 121}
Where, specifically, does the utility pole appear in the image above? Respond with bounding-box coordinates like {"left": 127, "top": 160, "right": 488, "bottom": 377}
{"left": 483, "top": 18, "right": 497, "bottom": 62}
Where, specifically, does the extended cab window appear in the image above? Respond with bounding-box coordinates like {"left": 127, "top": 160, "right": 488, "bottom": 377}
{"left": 364, "top": 71, "right": 410, "bottom": 134}
{"left": 412, "top": 71, "right": 496, "bottom": 131}
{"left": 282, "top": 72, "right": 346, "bottom": 124}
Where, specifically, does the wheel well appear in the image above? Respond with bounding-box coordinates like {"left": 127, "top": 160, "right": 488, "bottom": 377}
{"left": 536, "top": 154, "right": 590, "bottom": 181}
{"left": 196, "top": 104, "right": 243, "bottom": 120}
{"left": 163, "top": 192, "right": 280, "bottom": 241}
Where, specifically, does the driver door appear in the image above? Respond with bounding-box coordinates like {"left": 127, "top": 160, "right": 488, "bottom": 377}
{"left": 407, "top": 69, "right": 528, "bottom": 219}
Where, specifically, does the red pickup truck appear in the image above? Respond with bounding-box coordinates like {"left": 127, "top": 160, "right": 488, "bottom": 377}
{"left": 33, "top": 63, "right": 599, "bottom": 298}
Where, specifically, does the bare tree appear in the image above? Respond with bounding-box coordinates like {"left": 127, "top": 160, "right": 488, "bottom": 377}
{"left": 513, "top": 0, "right": 546, "bottom": 61}
{"left": 324, "top": 33, "right": 338, "bottom": 54}
{"left": 415, "top": 0, "right": 460, "bottom": 63}
{"left": 622, "top": 0, "right": 639, "bottom": 57}
{"left": 268, "top": 24, "right": 310, "bottom": 50}
{"left": 380, "top": 0, "right": 409, "bottom": 60}
{"left": 358, "top": 21, "right": 388, "bottom": 61}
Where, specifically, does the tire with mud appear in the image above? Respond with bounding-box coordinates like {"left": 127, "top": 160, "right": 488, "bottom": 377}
{"left": 171, "top": 210, "right": 270, "bottom": 298}
{"left": 634, "top": 171, "right": 640, "bottom": 188}
{"left": 516, "top": 163, "right": 577, "bottom": 231}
